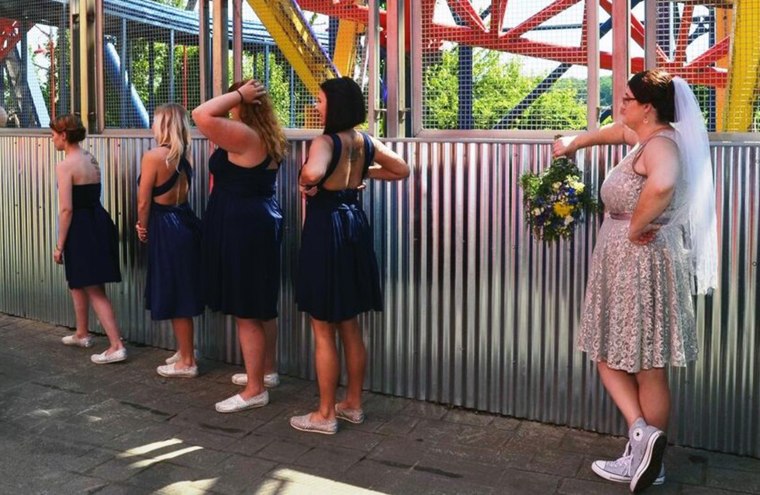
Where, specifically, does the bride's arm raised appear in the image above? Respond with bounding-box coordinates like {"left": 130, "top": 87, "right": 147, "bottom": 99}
{"left": 552, "top": 122, "right": 638, "bottom": 158}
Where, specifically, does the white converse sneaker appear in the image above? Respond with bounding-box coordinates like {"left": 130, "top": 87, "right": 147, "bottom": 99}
{"left": 62, "top": 334, "right": 93, "bottom": 348}
{"left": 231, "top": 372, "right": 280, "bottom": 388}
{"left": 592, "top": 442, "right": 665, "bottom": 485}
{"left": 628, "top": 418, "right": 667, "bottom": 492}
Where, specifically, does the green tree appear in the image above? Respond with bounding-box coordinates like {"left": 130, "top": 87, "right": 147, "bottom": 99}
{"left": 424, "top": 47, "right": 590, "bottom": 130}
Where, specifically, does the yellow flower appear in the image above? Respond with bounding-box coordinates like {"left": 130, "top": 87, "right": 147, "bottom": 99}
{"left": 553, "top": 202, "right": 573, "bottom": 217}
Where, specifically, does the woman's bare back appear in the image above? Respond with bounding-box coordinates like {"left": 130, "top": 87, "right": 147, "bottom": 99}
{"left": 60, "top": 149, "right": 101, "bottom": 185}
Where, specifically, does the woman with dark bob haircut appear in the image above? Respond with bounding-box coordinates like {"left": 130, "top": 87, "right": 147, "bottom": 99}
{"left": 51, "top": 114, "right": 127, "bottom": 364}
{"left": 553, "top": 69, "right": 718, "bottom": 492}
{"left": 290, "top": 77, "right": 410, "bottom": 435}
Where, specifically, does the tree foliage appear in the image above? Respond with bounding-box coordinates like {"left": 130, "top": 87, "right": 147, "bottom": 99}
{"left": 424, "top": 47, "right": 589, "bottom": 131}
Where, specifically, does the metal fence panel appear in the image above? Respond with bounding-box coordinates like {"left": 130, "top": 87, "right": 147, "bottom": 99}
{"left": 0, "top": 133, "right": 758, "bottom": 457}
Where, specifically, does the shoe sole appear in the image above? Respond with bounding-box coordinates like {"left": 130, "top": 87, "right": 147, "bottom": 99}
{"left": 157, "top": 370, "right": 198, "bottom": 378}
{"left": 215, "top": 402, "right": 267, "bottom": 413}
{"left": 631, "top": 432, "right": 667, "bottom": 493}
{"left": 591, "top": 463, "right": 665, "bottom": 486}
{"left": 290, "top": 422, "right": 337, "bottom": 435}
{"left": 91, "top": 355, "right": 127, "bottom": 364}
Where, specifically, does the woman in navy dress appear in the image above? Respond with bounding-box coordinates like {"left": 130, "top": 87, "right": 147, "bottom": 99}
{"left": 51, "top": 114, "right": 127, "bottom": 364}
{"left": 192, "top": 79, "right": 287, "bottom": 413}
{"left": 136, "top": 103, "right": 203, "bottom": 378}
{"left": 290, "top": 77, "right": 409, "bottom": 434}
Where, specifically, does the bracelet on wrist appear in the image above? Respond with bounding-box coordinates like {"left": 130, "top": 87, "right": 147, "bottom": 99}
{"left": 235, "top": 89, "right": 244, "bottom": 103}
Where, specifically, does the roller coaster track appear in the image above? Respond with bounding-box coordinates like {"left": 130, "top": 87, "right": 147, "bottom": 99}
{"left": 245, "top": 0, "right": 338, "bottom": 96}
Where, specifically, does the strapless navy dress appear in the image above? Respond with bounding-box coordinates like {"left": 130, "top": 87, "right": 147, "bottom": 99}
{"left": 63, "top": 183, "right": 121, "bottom": 289}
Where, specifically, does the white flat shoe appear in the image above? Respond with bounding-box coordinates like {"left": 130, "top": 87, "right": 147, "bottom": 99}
{"left": 215, "top": 391, "right": 269, "bottom": 413}
{"left": 157, "top": 362, "right": 198, "bottom": 378}
{"left": 290, "top": 413, "right": 338, "bottom": 435}
{"left": 62, "top": 335, "right": 93, "bottom": 348}
{"left": 90, "top": 347, "right": 127, "bottom": 364}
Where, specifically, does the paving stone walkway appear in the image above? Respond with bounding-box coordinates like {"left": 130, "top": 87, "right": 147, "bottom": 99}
{"left": 1, "top": 313, "right": 758, "bottom": 494}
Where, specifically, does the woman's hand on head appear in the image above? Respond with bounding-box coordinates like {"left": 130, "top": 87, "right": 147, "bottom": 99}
{"left": 237, "top": 80, "right": 266, "bottom": 105}
{"left": 552, "top": 136, "right": 576, "bottom": 158}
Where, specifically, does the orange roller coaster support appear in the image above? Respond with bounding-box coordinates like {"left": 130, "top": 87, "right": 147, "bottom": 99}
{"left": 333, "top": 20, "right": 362, "bottom": 77}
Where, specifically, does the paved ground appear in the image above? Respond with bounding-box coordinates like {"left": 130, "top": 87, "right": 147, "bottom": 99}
{"left": 1, "top": 313, "right": 759, "bottom": 495}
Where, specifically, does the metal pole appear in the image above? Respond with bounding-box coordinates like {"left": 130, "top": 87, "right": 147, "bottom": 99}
{"left": 411, "top": 0, "right": 422, "bottom": 136}
{"left": 645, "top": 0, "right": 657, "bottom": 70}
{"left": 367, "top": 0, "right": 380, "bottom": 135}
{"left": 120, "top": 18, "right": 128, "bottom": 125}
{"left": 386, "top": 0, "right": 406, "bottom": 137}
{"left": 264, "top": 44, "right": 270, "bottom": 87}
{"left": 70, "top": 0, "right": 80, "bottom": 118}
{"left": 212, "top": 0, "right": 229, "bottom": 97}
{"left": 169, "top": 29, "right": 175, "bottom": 102}
{"left": 94, "top": 0, "right": 104, "bottom": 132}
{"left": 198, "top": 0, "right": 210, "bottom": 102}
{"left": 586, "top": 0, "right": 599, "bottom": 130}
{"left": 611, "top": 0, "right": 630, "bottom": 122}
{"left": 232, "top": 0, "right": 243, "bottom": 84}
{"left": 59, "top": 7, "right": 68, "bottom": 115}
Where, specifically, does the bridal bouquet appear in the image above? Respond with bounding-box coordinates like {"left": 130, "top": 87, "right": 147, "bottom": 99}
{"left": 519, "top": 155, "right": 597, "bottom": 243}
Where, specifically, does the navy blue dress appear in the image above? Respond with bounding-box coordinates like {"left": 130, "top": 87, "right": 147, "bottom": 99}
{"left": 141, "top": 156, "right": 204, "bottom": 320}
{"left": 63, "top": 183, "right": 121, "bottom": 289}
{"left": 202, "top": 148, "right": 282, "bottom": 319}
{"left": 296, "top": 133, "right": 382, "bottom": 322}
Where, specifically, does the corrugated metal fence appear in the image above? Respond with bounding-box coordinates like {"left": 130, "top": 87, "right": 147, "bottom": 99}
{"left": 0, "top": 133, "right": 757, "bottom": 457}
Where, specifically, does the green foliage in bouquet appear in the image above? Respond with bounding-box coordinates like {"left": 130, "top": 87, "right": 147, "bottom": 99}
{"left": 520, "top": 156, "right": 598, "bottom": 243}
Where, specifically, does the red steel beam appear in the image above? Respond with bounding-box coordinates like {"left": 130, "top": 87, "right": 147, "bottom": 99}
{"left": 296, "top": 1, "right": 727, "bottom": 87}
{"left": 492, "top": 0, "right": 509, "bottom": 39}
{"left": 0, "top": 18, "right": 21, "bottom": 60}
{"left": 506, "top": 0, "right": 579, "bottom": 39}
{"left": 445, "top": 0, "right": 486, "bottom": 32}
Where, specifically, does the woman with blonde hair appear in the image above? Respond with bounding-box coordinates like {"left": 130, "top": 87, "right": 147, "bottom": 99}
{"left": 136, "top": 103, "right": 203, "bottom": 377}
{"left": 192, "top": 79, "right": 287, "bottom": 412}
{"left": 51, "top": 114, "right": 126, "bottom": 364}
